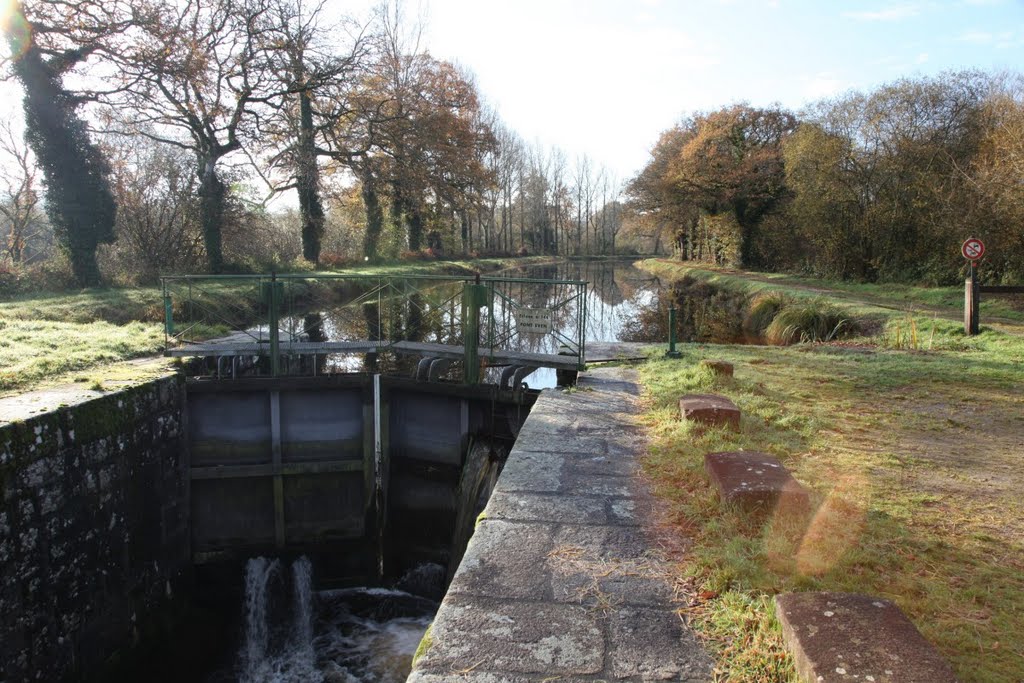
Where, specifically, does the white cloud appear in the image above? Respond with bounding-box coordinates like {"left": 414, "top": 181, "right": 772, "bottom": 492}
{"left": 958, "top": 29, "right": 994, "bottom": 42}
{"left": 842, "top": 4, "right": 921, "bottom": 21}
{"left": 915, "top": 52, "right": 929, "bottom": 63}
{"left": 800, "top": 73, "right": 846, "bottom": 100}
{"left": 957, "top": 28, "right": 1020, "bottom": 47}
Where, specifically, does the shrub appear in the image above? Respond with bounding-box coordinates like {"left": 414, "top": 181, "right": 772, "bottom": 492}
{"left": 0, "top": 255, "right": 77, "bottom": 299}
{"left": 743, "top": 291, "right": 792, "bottom": 335}
{"left": 764, "top": 299, "right": 857, "bottom": 345}
{"left": 318, "top": 252, "right": 359, "bottom": 270}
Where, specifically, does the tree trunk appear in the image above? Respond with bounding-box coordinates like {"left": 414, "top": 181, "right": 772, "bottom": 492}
{"left": 460, "top": 208, "right": 469, "bottom": 254}
{"left": 198, "top": 159, "right": 226, "bottom": 273}
{"left": 296, "top": 88, "right": 325, "bottom": 265}
{"left": 361, "top": 168, "right": 383, "bottom": 260}
{"left": 406, "top": 200, "right": 423, "bottom": 251}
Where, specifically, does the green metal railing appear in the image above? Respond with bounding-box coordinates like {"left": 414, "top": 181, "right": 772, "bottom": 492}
{"left": 160, "top": 272, "right": 588, "bottom": 382}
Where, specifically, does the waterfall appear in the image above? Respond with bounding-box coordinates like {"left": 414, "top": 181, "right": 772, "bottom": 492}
{"left": 290, "top": 556, "right": 315, "bottom": 670}
{"left": 242, "top": 557, "right": 280, "bottom": 680}
{"left": 230, "top": 556, "right": 435, "bottom": 683}
{"left": 239, "top": 556, "right": 316, "bottom": 683}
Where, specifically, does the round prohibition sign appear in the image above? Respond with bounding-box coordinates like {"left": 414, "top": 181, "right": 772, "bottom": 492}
{"left": 962, "top": 237, "right": 985, "bottom": 261}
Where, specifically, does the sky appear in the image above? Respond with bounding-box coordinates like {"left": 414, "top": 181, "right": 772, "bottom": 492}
{"left": 1, "top": 0, "right": 1022, "bottom": 188}
{"left": 406, "top": 0, "right": 1024, "bottom": 184}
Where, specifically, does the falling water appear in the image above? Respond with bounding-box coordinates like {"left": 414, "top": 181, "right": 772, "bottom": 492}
{"left": 227, "top": 558, "right": 436, "bottom": 683}
{"left": 289, "top": 556, "right": 315, "bottom": 673}
{"left": 242, "top": 557, "right": 280, "bottom": 681}
{"left": 238, "top": 556, "right": 317, "bottom": 683}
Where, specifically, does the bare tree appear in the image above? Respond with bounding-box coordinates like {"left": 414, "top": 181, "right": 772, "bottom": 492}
{"left": 109, "top": 0, "right": 281, "bottom": 272}
{"left": 0, "top": 118, "right": 46, "bottom": 264}
{"left": 103, "top": 132, "right": 205, "bottom": 281}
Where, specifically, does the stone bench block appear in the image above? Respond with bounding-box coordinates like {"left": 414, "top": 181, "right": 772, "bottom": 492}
{"left": 704, "top": 451, "right": 808, "bottom": 513}
{"left": 679, "top": 394, "right": 740, "bottom": 431}
{"left": 700, "top": 359, "right": 734, "bottom": 377}
{"left": 775, "top": 592, "right": 958, "bottom": 683}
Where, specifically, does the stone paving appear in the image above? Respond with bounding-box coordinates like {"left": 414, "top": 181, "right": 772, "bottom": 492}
{"left": 409, "top": 367, "right": 712, "bottom": 683}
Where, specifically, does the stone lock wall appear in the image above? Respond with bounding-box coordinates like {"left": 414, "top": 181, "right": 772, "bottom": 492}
{"left": 0, "top": 375, "right": 189, "bottom": 682}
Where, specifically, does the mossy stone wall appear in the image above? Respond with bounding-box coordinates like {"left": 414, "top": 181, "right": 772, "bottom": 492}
{"left": 0, "top": 374, "right": 188, "bottom": 682}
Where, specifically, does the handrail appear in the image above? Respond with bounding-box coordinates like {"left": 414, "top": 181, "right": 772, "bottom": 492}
{"left": 161, "top": 272, "right": 589, "bottom": 381}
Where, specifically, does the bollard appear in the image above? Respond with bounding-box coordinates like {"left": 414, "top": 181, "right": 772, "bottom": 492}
{"left": 666, "top": 302, "right": 681, "bottom": 358}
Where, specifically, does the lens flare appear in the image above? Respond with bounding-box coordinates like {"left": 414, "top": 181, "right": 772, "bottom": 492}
{"left": 1, "top": 0, "right": 31, "bottom": 61}
{"left": 795, "top": 474, "right": 869, "bottom": 577}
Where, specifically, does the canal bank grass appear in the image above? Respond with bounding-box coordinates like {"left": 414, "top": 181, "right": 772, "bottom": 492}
{"left": 637, "top": 336, "right": 1024, "bottom": 682}
{"left": 637, "top": 258, "right": 1024, "bottom": 327}
{"left": 0, "top": 256, "right": 554, "bottom": 396}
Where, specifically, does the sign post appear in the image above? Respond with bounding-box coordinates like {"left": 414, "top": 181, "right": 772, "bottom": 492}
{"left": 961, "top": 238, "right": 985, "bottom": 336}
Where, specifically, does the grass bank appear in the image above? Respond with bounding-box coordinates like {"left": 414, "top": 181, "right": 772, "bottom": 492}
{"left": 633, "top": 260, "right": 1024, "bottom": 682}
{"left": 638, "top": 258, "right": 1024, "bottom": 327}
{"left": 0, "top": 256, "right": 555, "bottom": 396}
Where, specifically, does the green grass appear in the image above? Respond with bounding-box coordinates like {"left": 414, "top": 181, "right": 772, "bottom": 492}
{"left": 0, "top": 319, "right": 166, "bottom": 394}
{"left": 636, "top": 327, "right": 1024, "bottom": 681}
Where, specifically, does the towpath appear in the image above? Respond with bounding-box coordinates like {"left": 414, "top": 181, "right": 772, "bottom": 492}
{"left": 409, "top": 366, "right": 711, "bottom": 682}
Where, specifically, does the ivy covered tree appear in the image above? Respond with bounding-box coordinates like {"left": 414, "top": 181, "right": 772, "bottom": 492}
{"left": 2, "top": 0, "right": 131, "bottom": 286}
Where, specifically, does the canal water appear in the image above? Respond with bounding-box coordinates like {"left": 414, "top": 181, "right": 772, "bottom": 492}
{"left": 260, "top": 259, "right": 668, "bottom": 389}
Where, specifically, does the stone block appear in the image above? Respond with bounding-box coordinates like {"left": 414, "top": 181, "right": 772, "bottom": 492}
{"left": 775, "top": 592, "right": 958, "bottom": 683}
{"left": 704, "top": 451, "right": 808, "bottom": 513}
{"left": 485, "top": 491, "right": 607, "bottom": 525}
{"left": 608, "top": 607, "right": 713, "bottom": 680}
{"left": 449, "top": 520, "right": 555, "bottom": 600}
{"left": 700, "top": 359, "right": 734, "bottom": 377}
{"left": 419, "top": 594, "right": 604, "bottom": 675}
{"left": 679, "top": 394, "right": 740, "bottom": 431}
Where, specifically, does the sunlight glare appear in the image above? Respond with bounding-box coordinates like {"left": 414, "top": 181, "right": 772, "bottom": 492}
{"left": 1, "top": 0, "right": 30, "bottom": 60}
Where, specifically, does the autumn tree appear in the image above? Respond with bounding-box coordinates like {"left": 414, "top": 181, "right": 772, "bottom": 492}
{"left": 969, "top": 89, "right": 1024, "bottom": 280}
{"left": 786, "top": 72, "right": 1001, "bottom": 282}
{"left": 625, "top": 126, "right": 697, "bottom": 257}
{"left": 667, "top": 104, "right": 796, "bottom": 267}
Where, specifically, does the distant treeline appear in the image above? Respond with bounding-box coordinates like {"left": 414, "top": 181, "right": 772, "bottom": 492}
{"left": 1, "top": 0, "right": 628, "bottom": 290}
{"left": 626, "top": 71, "right": 1024, "bottom": 284}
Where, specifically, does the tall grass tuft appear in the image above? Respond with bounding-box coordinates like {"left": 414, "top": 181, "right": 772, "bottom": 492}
{"left": 764, "top": 299, "right": 856, "bottom": 345}
{"left": 743, "top": 291, "right": 792, "bottom": 336}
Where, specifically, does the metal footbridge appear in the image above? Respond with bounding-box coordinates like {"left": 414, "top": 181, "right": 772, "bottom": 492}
{"left": 161, "top": 272, "right": 588, "bottom": 386}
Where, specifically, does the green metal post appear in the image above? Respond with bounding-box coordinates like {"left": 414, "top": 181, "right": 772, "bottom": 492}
{"left": 581, "top": 283, "right": 587, "bottom": 370}
{"left": 463, "top": 279, "right": 488, "bottom": 384}
{"left": 269, "top": 272, "right": 280, "bottom": 376}
{"left": 163, "top": 294, "right": 174, "bottom": 337}
{"left": 666, "top": 303, "right": 681, "bottom": 358}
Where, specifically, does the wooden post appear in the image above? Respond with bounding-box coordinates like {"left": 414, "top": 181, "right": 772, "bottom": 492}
{"left": 964, "top": 262, "right": 979, "bottom": 336}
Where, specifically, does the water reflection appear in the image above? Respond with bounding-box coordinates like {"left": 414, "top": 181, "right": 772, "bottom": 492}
{"left": 236, "top": 261, "right": 668, "bottom": 388}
